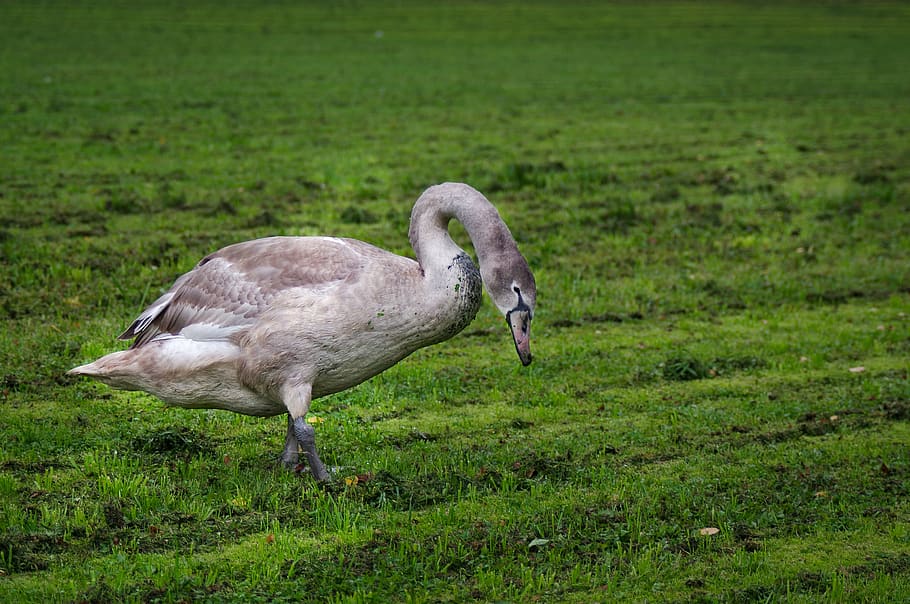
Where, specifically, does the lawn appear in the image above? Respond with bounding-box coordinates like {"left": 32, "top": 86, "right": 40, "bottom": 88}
{"left": 1, "top": 1, "right": 909, "bottom": 602}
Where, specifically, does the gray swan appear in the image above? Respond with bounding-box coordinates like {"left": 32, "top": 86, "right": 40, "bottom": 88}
{"left": 69, "top": 183, "right": 537, "bottom": 480}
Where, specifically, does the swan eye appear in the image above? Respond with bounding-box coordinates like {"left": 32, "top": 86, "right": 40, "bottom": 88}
{"left": 507, "top": 285, "right": 532, "bottom": 320}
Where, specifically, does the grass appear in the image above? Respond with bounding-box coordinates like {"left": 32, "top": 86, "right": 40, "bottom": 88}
{"left": 1, "top": 0, "right": 909, "bottom": 601}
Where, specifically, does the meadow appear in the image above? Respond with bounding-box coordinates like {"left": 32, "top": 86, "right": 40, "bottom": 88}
{"left": 1, "top": 1, "right": 909, "bottom": 601}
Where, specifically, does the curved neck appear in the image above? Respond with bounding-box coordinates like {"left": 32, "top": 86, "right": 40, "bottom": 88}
{"left": 408, "top": 183, "right": 519, "bottom": 281}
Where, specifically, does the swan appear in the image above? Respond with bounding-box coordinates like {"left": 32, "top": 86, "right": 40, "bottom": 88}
{"left": 69, "top": 183, "right": 536, "bottom": 480}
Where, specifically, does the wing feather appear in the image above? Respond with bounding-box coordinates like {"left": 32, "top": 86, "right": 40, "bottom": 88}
{"left": 120, "top": 237, "right": 368, "bottom": 348}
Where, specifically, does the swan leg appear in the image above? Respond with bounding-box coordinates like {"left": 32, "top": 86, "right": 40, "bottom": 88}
{"left": 293, "top": 417, "right": 330, "bottom": 482}
{"left": 280, "top": 415, "right": 300, "bottom": 467}
{"left": 281, "top": 380, "right": 330, "bottom": 482}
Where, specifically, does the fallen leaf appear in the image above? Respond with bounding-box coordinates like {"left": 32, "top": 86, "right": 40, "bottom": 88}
{"left": 306, "top": 416, "right": 325, "bottom": 424}
{"left": 800, "top": 356, "right": 809, "bottom": 363}
{"left": 698, "top": 527, "right": 720, "bottom": 536}
{"left": 265, "top": 533, "right": 275, "bottom": 544}
{"left": 849, "top": 366, "right": 865, "bottom": 373}
{"left": 815, "top": 490, "right": 828, "bottom": 498}
{"left": 528, "top": 538, "right": 550, "bottom": 549}
{"left": 223, "top": 454, "right": 231, "bottom": 464}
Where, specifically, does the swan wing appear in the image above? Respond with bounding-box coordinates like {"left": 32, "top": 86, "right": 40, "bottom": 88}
{"left": 119, "top": 237, "right": 367, "bottom": 347}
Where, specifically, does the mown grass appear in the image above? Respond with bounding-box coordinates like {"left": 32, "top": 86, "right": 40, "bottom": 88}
{"left": 1, "top": 1, "right": 909, "bottom": 602}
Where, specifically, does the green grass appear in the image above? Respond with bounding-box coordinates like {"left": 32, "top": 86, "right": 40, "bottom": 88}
{"left": 2, "top": 1, "right": 909, "bottom": 601}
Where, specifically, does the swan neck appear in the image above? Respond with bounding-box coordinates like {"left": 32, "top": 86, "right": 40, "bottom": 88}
{"left": 408, "top": 184, "right": 514, "bottom": 275}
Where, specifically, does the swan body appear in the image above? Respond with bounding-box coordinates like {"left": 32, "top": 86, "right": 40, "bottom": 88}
{"left": 69, "top": 183, "right": 536, "bottom": 480}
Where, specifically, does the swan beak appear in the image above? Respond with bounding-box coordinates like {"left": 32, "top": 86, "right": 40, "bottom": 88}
{"left": 507, "top": 310, "right": 533, "bottom": 366}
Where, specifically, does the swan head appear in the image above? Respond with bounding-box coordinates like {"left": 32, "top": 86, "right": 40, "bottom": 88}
{"left": 490, "top": 272, "right": 536, "bottom": 367}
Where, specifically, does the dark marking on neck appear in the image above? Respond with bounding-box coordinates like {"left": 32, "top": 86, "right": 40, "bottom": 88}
{"left": 445, "top": 252, "right": 483, "bottom": 338}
